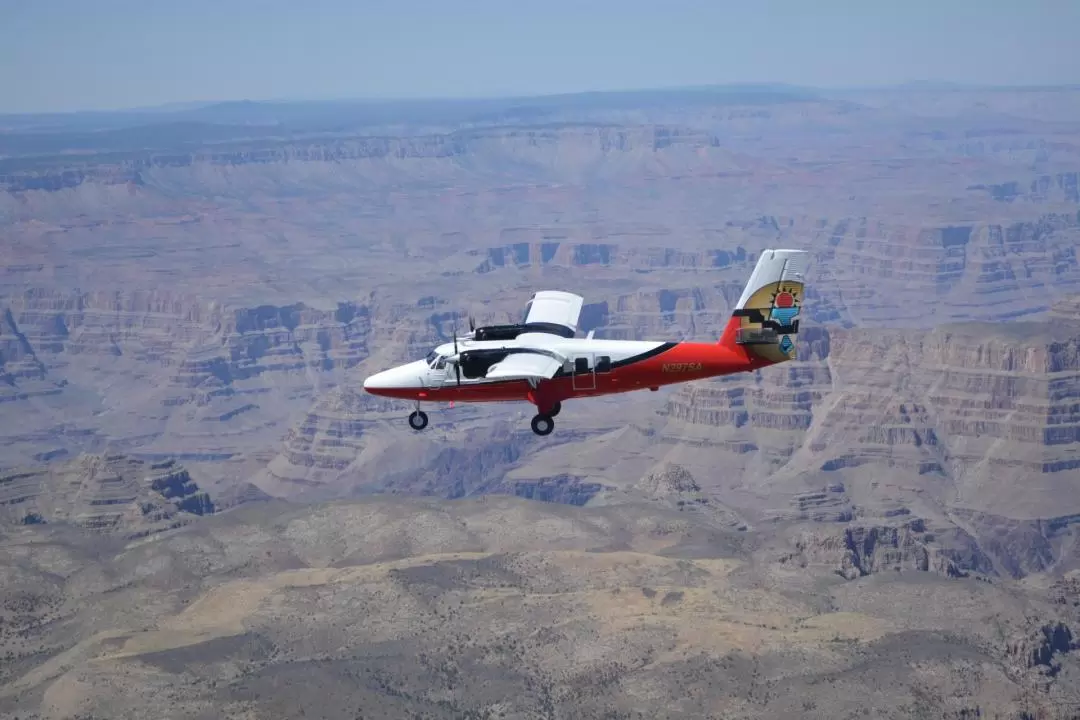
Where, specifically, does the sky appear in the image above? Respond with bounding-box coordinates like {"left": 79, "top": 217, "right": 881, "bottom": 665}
{"left": 2, "top": 0, "right": 1079, "bottom": 114}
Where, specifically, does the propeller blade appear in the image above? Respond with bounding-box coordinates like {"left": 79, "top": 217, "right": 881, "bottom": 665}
{"left": 452, "top": 317, "right": 461, "bottom": 386}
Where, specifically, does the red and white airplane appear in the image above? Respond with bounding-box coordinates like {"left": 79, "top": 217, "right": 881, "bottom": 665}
{"left": 363, "top": 248, "right": 808, "bottom": 436}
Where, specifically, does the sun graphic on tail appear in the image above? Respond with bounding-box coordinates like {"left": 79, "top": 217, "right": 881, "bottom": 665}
{"left": 769, "top": 286, "right": 801, "bottom": 357}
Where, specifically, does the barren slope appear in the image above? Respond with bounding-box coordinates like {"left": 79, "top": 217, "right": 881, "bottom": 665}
{"left": 1, "top": 495, "right": 1079, "bottom": 719}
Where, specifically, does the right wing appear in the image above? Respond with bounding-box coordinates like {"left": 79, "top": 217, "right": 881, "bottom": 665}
{"left": 484, "top": 351, "right": 564, "bottom": 381}
{"left": 523, "top": 291, "right": 584, "bottom": 338}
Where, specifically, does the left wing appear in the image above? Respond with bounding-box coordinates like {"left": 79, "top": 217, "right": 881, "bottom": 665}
{"left": 485, "top": 351, "right": 564, "bottom": 381}
{"left": 523, "top": 291, "right": 584, "bottom": 337}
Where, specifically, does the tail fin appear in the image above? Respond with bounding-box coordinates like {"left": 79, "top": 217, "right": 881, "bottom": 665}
{"left": 718, "top": 248, "right": 808, "bottom": 364}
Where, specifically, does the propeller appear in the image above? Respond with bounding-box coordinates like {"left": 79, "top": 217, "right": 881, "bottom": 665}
{"left": 452, "top": 317, "right": 461, "bottom": 386}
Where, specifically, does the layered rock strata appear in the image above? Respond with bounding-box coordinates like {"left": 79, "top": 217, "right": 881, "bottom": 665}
{"left": 665, "top": 313, "right": 1080, "bottom": 522}
{"left": 0, "top": 453, "right": 213, "bottom": 536}
{"left": 0, "top": 290, "right": 371, "bottom": 468}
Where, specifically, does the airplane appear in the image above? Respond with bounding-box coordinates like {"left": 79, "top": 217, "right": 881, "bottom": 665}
{"left": 363, "top": 248, "right": 808, "bottom": 436}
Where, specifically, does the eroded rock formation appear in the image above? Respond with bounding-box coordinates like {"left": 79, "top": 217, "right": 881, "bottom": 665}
{"left": 0, "top": 453, "right": 213, "bottom": 536}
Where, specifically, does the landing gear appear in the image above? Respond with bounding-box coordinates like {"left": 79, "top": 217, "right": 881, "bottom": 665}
{"left": 548, "top": 401, "right": 561, "bottom": 417}
{"left": 408, "top": 410, "right": 428, "bottom": 431}
{"left": 531, "top": 414, "right": 554, "bottom": 436}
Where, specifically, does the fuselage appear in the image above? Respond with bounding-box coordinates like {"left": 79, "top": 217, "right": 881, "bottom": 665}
{"left": 362, "top": 328, "right": 769, "bottom": 407}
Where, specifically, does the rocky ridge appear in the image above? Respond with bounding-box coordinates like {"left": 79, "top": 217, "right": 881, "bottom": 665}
{"left": 0, "top": 119, "right": 828, "bottom": 195}
{"left": 781, "top": 517, "right": 995, "bottom": 581}
{"left": 970, "top": 170, "right": 1080, "bottom": 204}
{"left": 0, "top": 290, "right": 372, "bottom": 469}
{"left": 0, "top": 453, "right": 213, "bottom": 536}
{"left": 663, "top": 310, "right": 1080, "bottom": 521}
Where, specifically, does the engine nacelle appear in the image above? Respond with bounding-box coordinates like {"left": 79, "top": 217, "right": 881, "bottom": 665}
{"left": 457, "top": 349, "right": 510, "bottom": 379}
{"left": 471, "top": 323, "right": 529, "bottom": 341}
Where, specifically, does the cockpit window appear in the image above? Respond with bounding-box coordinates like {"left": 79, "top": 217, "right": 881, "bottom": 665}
{"left": 425, "top": 349, "right": 449, "bottom": 369}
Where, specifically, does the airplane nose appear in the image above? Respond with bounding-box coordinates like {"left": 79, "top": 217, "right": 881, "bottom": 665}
{"left": 363, "top": 369, "right": 399, "bottom": 392}
{"left": 362, "top": 361, "right": 428, "bottom": 394}
{"left": 362, "top": 372, "right": 385, "bottom": 391}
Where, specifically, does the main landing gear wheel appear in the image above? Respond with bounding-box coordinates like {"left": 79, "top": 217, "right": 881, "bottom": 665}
{"left": 531, "top": 414, "right": 554, "bottom": 436}
{"left": 408, "top": 410, "right": 429, "bottom": 431}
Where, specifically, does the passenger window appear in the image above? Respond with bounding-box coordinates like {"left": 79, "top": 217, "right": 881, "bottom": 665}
{"left": 574, "top": 357, "right": 590, "bottom": 374}
{"left": 596, "top": 356, "right": 611, "bottom": 373}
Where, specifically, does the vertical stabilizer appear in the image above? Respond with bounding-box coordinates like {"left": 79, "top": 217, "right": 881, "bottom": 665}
{"left": 718, "top": 249, "right": 808, "bottom": 363}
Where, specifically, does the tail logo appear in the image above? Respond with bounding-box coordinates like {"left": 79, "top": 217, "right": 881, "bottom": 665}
{"left": 771, "top": 287, "right": 800, "bottom": 358}
{"left": 732, "top": 281, "right": 803, "bottom": 361}
{"left": 727, "top": 248, "right": 809, "bottom": 363}
{"left": 769, "top": 290, "right": 800, "bottom": 330}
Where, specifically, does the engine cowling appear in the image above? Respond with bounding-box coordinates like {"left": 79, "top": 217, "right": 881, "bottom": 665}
{"left": 456, "top": 349, "right": 510, "bottom": 379}
{"left": 471, "top": 323, "right": 529, "bottom": 341}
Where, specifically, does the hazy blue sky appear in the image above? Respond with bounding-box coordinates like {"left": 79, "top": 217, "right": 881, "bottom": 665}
{"left": 2, "top": 0, "right": 1078, "bottom": 113}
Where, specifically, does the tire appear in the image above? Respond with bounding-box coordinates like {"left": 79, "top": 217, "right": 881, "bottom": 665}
{"left": 408, "top": 410, "right": 429, "bottom": 431}
{"left": 530, "top": 414, "right": 554, "bottom": 436}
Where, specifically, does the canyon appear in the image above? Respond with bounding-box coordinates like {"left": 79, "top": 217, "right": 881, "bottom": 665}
{"left": 2, "top": 83, "right": 1080, "bottom": 717}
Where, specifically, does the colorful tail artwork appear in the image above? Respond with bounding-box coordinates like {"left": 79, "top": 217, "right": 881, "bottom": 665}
{"left": 719, "top": 248, "right": 809, "bottom": 363}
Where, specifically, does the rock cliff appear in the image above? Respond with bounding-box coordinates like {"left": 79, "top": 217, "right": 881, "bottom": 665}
{"left": 781, "top": 517, "right": 994, "bottom": 580}
{"left": 0, "top": 125, "right": 753, "bottom": 203}
{"left": 625, "top": 462, "right": 748, "bottom": 529}
{"left": 0, "top": 453, "right": 213, "bottom": 536}
{"left": 970, "top": 171, "right": 1080, "bottom": 204}
{"left": 0, "top": 290, "right": 371, "bottom": 468}
{"left": 1005, "top": 620, "right": 1079, "bottom": 676}
{"left": 663, "top": 313, "right": 1080, "bottom": 528}
{"left": 808, "top": 212, "right": 1080, "bottom": 327}
{"left": 466, "top": 211, "right": 1080, "bottom": 336}
{"left": 256, "top": 386, "right": 396, "bottom": 496}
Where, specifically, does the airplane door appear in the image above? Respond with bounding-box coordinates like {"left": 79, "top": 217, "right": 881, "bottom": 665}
{"left": 571, "top": 353, "right": 596, "bottom": 391}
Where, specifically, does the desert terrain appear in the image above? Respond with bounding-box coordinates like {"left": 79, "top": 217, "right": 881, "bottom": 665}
{"left": 2, "top": 84, "right": 1080, "bottom": 718}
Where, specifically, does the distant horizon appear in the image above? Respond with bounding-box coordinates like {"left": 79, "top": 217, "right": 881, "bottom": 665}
{"left": 4, "top": 1, "right": 1078, "bottom": 115}
{"left": 6, "top": 79, "right": 1080, "bottom": 119}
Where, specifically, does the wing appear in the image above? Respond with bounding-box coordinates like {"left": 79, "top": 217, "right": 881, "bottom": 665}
{"left": 523, "top": 291, "right": 584, "bottom": 337}
{"left": 484, "top": 351, "right": 564, "bottom": 381}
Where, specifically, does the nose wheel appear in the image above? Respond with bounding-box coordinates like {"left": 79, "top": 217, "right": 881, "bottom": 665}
{"left": 530, "top": 414, "right": 554, "bottom": 436}
{"left": 408, "top": 410, "right": 429, "bottom": 431}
